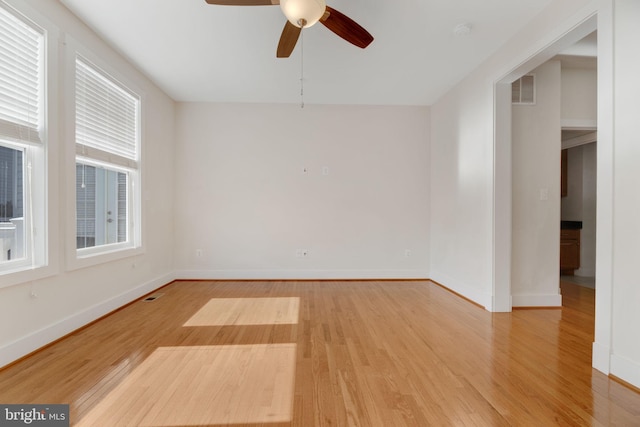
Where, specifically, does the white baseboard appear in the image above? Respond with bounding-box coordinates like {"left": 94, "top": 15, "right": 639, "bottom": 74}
{"left": 592, "top": 341, "right": 610, "bottom": 374}
{"left": 611, "top": 353, "right": 640, "bottom": 390}
{"left": 0, "top": 272, "right": 175, "bottom": 369}
{"left": 428, "top": 270, "right": 492, "bottom": 309}
{"left": 512, "top": 293, "right": 562, "bottom": 307}
{"left": 174, "top": 269, "right": 430, "bottom": 281}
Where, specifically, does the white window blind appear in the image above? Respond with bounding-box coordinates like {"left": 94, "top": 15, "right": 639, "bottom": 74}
{"left": 0, "top": 3, "right": 43, "bottom": 144}
{"left": 75, "top": 57, "right": 139, "bottom": 164}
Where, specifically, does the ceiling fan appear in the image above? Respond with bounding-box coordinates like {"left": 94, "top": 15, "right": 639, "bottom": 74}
{"left": 204, "top": 0, "right": 374, "bottom": 58}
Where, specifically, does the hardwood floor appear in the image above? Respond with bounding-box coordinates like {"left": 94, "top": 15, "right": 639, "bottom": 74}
{"left": 1, "top": 280, "right": 638, "bottom": 426}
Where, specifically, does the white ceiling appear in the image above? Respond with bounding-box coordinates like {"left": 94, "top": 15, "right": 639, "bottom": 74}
{"left": 59, "top": 0, "right": 557, "bottom": 106}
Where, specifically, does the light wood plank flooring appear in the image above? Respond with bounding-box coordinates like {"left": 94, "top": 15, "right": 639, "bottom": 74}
{"left": 1, "top": 280, "right": 638, "bottom": 426}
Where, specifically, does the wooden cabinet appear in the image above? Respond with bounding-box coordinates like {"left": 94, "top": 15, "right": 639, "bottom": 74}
{"left": 560, "top": 228, "right": 580, "bottom": 275}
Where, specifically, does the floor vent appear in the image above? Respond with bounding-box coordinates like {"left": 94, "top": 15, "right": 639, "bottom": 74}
{"left": 143, "top": 293, "right": 164, "bottom": 302}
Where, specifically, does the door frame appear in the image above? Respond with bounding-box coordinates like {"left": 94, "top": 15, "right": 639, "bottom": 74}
{"left": 492, "top": 6, "right": 613, "bottom": 374}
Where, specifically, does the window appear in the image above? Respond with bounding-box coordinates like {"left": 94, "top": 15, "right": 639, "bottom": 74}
{"left": 76, "top": 163, "right": 128, "bottom": 249}
{"left": 74, "top": 56, "right": 140, "bottom": 256}
{"left": 0, "top": 144, "right": 24, "bottom": 261}
{"left": 0, "top": 2, "right": 44, "bottom": 272}
{"left": 0, "top": 145, "right": 23, "bottom": 224}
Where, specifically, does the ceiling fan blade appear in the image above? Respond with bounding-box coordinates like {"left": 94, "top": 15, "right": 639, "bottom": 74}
{"left": 204, "top": 0, "right": 279, "bottom": 5}
{"left": 320, "top": 6, "right": 373, "bottom": 49}
{"left": 277, "top": 21, "right": 301, "bottom": 58}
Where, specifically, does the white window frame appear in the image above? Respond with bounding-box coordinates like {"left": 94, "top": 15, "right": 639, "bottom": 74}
{"left": 75, "top": 157, "right": 137, "bottom": 257}
{"left": 0, "top": 0, "right": 56, "bottom": 288}
{"left": 65, "top": 38, "right": 143, "bottom": 271}
{"left": 0, "top": 140, "right": 32, "bottom": 270}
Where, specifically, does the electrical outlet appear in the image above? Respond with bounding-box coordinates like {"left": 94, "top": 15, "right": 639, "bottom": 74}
{"left": 196, "top": 249, "right": 203, "bottom": 258}
{"left": 405, "top": 249, "right": 412, "bottom": 257}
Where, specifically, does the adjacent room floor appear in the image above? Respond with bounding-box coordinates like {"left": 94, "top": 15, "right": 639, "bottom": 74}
{"left": 1, "top": 279, "right": 638, "bottom": 426}
{"left": 561, "top": 274, "right": 596, "bottom": 289}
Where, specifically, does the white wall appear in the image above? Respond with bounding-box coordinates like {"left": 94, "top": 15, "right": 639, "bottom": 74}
{"left": 511, "top": 60, "right": 562, "bottom": 307}
{"left": 0, "top": 0, "right": 176, "bottom": 367}
{"left": 429, "top": 81, "right": 495, "bottom": 308}
{"left": 611, "top": 0, "right": 640, "bottom": 389}
{"left": 561, "top": 143, "right": 597, "bottom": 277}
{"left": 174, "top": 103, "right": 430, "bottom": 279}
{"left": 561, "top": 146, "right": 584, "bottom": 220}
{"left": 579, "top": 142, "right": 597, "bottom": 277}
{"left": 561, "top": 67, "right": 597, "bottom": 125}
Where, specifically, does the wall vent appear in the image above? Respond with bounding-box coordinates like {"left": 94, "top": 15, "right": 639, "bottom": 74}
{"left": 143, "top": 293, "right": 164, "bottom": 302}
{"left": 512, "top": 74, "right": 535, "bottom": 105}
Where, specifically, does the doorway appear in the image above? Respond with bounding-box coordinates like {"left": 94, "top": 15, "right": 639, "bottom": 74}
{"left": 561, "top": 134, "right": 597, "bottom": 289}
{"left": 493, "top": 8, "right": 614, "bottom": 373}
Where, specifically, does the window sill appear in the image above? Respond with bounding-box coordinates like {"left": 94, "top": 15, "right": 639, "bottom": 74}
{"left": 67, "top": 244, "right": 144, "bottom": 272}
{"left": 0, "top": 263, "right": 57, "bottom": 289}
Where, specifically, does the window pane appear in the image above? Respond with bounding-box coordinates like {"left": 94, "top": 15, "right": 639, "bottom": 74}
{"left": 76, "top": 163, "right": 128, "bottom": 249}
{"left": 0, "top": 144, "right": 25, "bottom": 262}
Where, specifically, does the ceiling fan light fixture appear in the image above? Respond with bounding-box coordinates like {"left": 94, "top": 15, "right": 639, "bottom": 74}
{"left": 280, "top": 0, "right": 326, "bottom": 28}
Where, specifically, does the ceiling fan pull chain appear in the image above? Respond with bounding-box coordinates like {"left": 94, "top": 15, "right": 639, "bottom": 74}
{"left": 300, "top": 27, "right": 304, "bottom": 109}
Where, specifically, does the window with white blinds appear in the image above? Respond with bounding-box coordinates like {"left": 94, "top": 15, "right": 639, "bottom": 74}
{"left": 0, "top": 2, "right": 45, "bottom": 276}
{"left": 75, "top": 57, "right": 139, "bottom": 166}
{"left": 0, "top": 2, "right": 43, "bottom": 144}
{"left": 74, "top": 56, "right": 140, "bottom": 256}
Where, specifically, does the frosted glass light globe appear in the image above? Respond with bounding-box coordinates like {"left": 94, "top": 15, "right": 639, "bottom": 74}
{"left": 280, "top": 0, "right": 327, "bottom": 28}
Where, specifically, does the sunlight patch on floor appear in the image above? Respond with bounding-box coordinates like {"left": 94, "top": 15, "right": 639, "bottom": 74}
{"left": 183, "top": 297, "right": 300, "bottom": 326}
{"left": 76, "top": 344, "right": 297, "bottom": 426}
